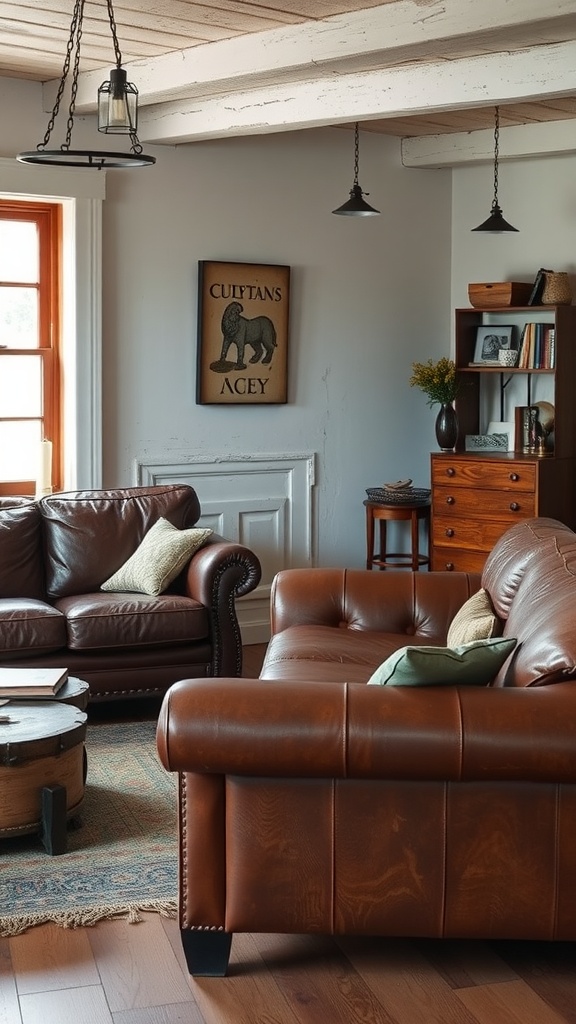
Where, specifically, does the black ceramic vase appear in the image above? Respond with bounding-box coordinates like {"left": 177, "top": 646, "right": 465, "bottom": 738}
{"left": 435, "top": 402, "right": 458, "bottom": 451}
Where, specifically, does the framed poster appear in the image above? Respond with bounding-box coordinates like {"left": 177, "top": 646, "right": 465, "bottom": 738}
{"left": 196, "top": 260, "right": 290, "bottom": 404}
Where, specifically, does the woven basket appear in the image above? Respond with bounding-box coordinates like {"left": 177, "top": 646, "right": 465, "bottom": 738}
{"left": 366, "top": 487, "right": 431, "bottom": 506}
{"left": 541, "top": 272, "right": 572, "bottom": 306}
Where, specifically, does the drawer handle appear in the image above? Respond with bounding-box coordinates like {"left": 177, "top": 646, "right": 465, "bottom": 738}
{"left": 509, "top": 473, "right": 519, "bottom": 482}
{"left": 446, "top": 468, "right": 455, "bottom": 477}
{"left": 445, "top": 562, "right": 454, "bottom": 571}
{"left": 510, "top": 502, "right": 520, "bottom": 512}
{"left": 446, "top": 496, "right": 455, "bottom": 505}
{"left": 445, "top": 528, "right": 454, "bottom": 537}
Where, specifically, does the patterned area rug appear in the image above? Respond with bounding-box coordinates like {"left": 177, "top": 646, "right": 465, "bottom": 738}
{"left": 0, "top": 718, "right": 178, "bottom": 936}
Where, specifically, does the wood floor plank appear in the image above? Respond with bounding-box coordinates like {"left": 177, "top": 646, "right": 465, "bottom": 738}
{"left": 456, "top": 978, "right": 571, "bottom": 1024}
{"left": 337, "top": 935, "right": 481, "bottom": 1024}
{"left": 254, "top": 932, "right": 396, "bottom": 1024}
{"left": 413, "top": 938, "right": 519, "bottom": 989}
{"left": 182, "top": 933, "right": 301, "bottom": 1024}
{"left": 88, "top": 916, "right": 191, "bottom": 1013}
{"left": 9, "top": 923, "right": 100, "bottom": 994}
{"left": 489, "top": 942, "right": 576, "bottom": 1024}
{"left": 0, "top": 937, "right": 22, "bottom": 1024}
{"left": 19, "top": 984, "right": 113, "bottom": 1024}
{"left": 113, "top": 1004, "right": 204, "bottom": 1023}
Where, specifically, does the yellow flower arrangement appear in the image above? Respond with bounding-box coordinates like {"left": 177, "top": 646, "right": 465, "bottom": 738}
{"left": 409, "top": 357, "right": 458, "bottom": 407}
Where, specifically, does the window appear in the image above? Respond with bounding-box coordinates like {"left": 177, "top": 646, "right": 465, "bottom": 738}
{"left": 0, "top": 200, "right": 62, "bottom": 495}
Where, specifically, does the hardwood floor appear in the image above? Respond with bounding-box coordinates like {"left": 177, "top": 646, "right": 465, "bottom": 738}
{"left": 3, "top": 647, "right": 576, "bottom": 1024}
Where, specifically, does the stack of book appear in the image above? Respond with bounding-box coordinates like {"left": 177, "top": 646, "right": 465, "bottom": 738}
{"left": 517, "top": 323, "right": 555, "bottom": 370}
{"left": 0, "top": 667, "right": 68, "bottom": 699}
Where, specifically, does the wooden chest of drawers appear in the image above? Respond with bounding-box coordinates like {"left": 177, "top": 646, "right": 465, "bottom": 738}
{"left": 430, "top": 453, "right": 576, "bottom": 573}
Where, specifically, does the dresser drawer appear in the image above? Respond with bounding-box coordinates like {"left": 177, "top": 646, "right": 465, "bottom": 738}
{"left": 432, "top": 517, "right": 513, "bottom": 552}
{"left": 433, "top": 485, "right": 536, "bottom": 521}
{"left": 431, "top": 459, "right": 536, "bottom": 491}
{"left": 431, "top": 547, "right": 488, "bottom": 573}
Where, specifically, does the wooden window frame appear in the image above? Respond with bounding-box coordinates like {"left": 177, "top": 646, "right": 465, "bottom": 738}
{"left": 0, "top": 200, "right": 62, "bottom": 496}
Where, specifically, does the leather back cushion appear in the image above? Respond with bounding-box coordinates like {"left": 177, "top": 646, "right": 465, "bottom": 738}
{"left": 41, "top": 485, "right": 201, "bottom": 599}
{"left": 0, "top": 500, "right": 45, "bottom": 599}
{"left": 483, "top": 517, "right": 576, "bottom": 687}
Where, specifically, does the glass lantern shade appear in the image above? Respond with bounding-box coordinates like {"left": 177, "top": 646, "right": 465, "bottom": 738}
{"left": 98, "top": 67, "right": 138, "bottom": 133}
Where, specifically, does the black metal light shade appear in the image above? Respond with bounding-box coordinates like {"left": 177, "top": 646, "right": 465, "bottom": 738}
{"left": 98, "top": 67, "right": 138, "bottom": 133}
{"left": 333, "top": 123, "right": 380, "bottom": 217}
{"left": 472, "top": 106, "right": 517, "bottom": 232}
{"left": 17, "top": 0, "right": 155, "bottom": 170}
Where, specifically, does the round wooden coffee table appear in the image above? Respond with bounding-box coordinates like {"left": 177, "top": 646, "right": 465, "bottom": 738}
{"left": 0, "top": 700, "right": 87, "bottom": 854}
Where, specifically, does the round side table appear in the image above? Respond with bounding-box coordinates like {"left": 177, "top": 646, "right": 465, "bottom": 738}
{"left": 364, "top": 499, "right": 430, "bottom": 571}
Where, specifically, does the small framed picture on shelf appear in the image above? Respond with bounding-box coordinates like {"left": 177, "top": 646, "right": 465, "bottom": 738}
{"left": 472, "top": 325, "right": 515, "bottom": 365}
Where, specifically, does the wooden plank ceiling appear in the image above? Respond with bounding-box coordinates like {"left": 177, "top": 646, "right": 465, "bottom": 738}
{"left": 1, "top": 0, "right": 575, "bottom": 146}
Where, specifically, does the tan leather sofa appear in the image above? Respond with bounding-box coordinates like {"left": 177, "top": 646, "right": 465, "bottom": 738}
{"left": 157, "top": 517, "right": 576, "bottom": 975}
{"left": 0, "top": 485, "right": 261, "bottom": 700}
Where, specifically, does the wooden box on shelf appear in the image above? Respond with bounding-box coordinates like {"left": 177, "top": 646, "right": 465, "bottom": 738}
{"left": 468, "top": 282, "right": 533, "bottom": 309}
{"left": 430, "top": 304, "right": 576, "bottom": 574}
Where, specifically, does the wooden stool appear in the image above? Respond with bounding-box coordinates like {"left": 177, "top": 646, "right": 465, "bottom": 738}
{"left": 364, "top": 499, "right": 430, "bottom": 571}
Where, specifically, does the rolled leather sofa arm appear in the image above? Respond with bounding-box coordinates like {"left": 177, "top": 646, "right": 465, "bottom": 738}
{"left": 157, "top": 678, "right": 576, "bottom": 784}
{"left": 269, "top": 567, "right": 481, "bottom": 638}
{"left": 183, "top": 536, "right": 261, "bottom": 676}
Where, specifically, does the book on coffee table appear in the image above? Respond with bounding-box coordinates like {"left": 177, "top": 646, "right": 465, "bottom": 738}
{"left": 0, "top": 667, "right": 69, "bottom": 697}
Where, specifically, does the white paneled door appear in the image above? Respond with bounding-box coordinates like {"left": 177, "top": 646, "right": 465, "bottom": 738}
{"left": 136, "top": 453, "right": 316, "bottom": 642}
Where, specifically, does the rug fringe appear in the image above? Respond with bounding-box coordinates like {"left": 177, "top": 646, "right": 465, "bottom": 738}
{"left": 0, "top": 900, "right": 177, "bottom": 937}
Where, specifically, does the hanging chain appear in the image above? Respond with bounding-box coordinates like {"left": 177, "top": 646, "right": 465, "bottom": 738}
{"left": 353, "top": 122, "right": 360, "bottom": 185}
{"left": 492, "top": 105, "right": 500, "bottom": 209}
{"left": 106, "top": 0, "right": 123, "bottom": 68}
{"left": 37, "top": 0, "right": 145, "bottom": 157}
{"left": 38, "top": 0, "right": 84, "bottom": 150}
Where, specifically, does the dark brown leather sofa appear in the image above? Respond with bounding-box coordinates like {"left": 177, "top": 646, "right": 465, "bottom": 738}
{"left": 157, "top": 517, "right": 576, "bottom": 975}
{"left": 0, "top": 485, "right": 261, "bottom": 700}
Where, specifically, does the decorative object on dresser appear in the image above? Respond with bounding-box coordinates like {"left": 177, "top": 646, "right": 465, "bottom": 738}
{"left": 409, "top": 357, "right": 459, "bottom": 451}
{"left": 464, "top": 433, "right": 508, "bottom": 453}
{"left": 429, "top": 303, "right": 576, "bottom": 573}
{"left": 433, "top": 403, "right": 458, "bottom": 451}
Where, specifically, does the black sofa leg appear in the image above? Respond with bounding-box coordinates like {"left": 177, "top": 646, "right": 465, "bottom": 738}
{"left": 181, "top": 929, "right": 232, "bottom": 977}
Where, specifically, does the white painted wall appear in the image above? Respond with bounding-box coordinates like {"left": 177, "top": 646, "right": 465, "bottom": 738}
{"left": 99, "top": 126, "right": 452, "bottom": 566}
{"left": 452, "top": 153, "right": 576, "bottom": 311}
{"left": 18, "top": 77, "right": 576, "bottom": 570}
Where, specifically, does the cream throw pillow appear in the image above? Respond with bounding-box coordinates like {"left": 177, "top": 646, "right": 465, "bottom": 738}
{"left": 447, "top": 588, "right": 501, "bottom": 647}
{"left": 101, "top": 517, "right": 213, "bottom": 596}
{"left": 366, "top": 637, "right": 517, "bottom": 687}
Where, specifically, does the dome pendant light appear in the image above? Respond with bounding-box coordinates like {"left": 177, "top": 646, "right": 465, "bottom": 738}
{"left": 332, "top": 123, "right": 380, "bottom": 216}
{"left": 18, "top": 0, "right": 155, "bottom": 169}
{"left": 472, "top": 106, "right": 517, "bottom": 232}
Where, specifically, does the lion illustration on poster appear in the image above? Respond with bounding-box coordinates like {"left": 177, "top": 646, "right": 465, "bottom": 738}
{"left": 218, "top": 301, "right": 277, "bottom": 370}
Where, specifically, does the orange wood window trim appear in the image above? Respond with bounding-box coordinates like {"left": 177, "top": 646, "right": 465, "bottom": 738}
{"left": 0, "top": 200, "right": 62, "bottom": 496}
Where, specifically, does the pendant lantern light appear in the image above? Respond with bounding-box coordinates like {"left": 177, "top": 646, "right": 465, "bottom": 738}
{"left": 18, "top": 0, "right": 155, "bottom": 169}
{"left": 332, "top": 123, "right": 380, "bottom": 216}
{"left": 472, "top": 106, "right": 517, "bottom": 232}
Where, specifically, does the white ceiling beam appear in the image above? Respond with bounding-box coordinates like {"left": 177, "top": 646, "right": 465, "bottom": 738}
{"left": 45, "top": 0, "right": 576, "bottom": 113}
{"left": 137, "top": 41, "right": 576, "bottom": 145}
{"left": 402, "top": 119, "right": 576, "bottom": 167}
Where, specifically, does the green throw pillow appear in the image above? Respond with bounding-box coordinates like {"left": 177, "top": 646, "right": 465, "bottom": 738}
{"left": 101, "top": 517, "right": 213, "bottom": 596}
{"left": 366, "top": 637, "right": 517, "bottom": 687}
